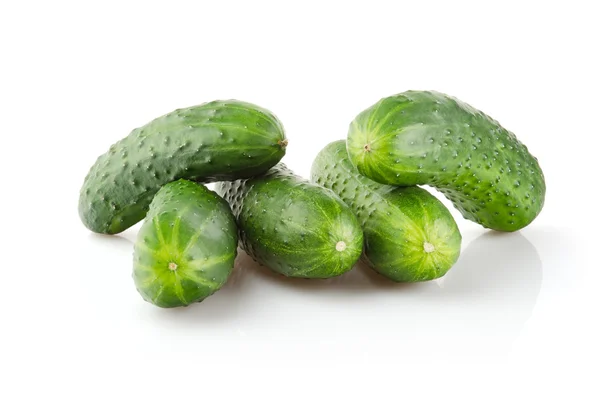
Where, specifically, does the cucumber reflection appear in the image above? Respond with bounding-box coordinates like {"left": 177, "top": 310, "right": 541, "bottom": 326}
{"left": 103, "top": 227, "right": 542, "bottom": 354}
{"left": 434, "top": 230, "right": 543, "bottom": 354}
{"left": 231, "top": 230, "right": 542, "bottom": 354}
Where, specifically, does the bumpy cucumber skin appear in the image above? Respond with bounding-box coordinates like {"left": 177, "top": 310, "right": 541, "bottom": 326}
{"left": 133, "top": 180, "right": 237, "bottom": 308}
{"left": 311, "top": 141, "right": 461, "bottom": 282}
{"left": 347, "top": 91, "right": 545, "bottom": 232}
{"left": 79, "top": 100, "right": 287, "bottom": 235}
{"left": 214, "top": 163, "right": 363, "bottom": 279}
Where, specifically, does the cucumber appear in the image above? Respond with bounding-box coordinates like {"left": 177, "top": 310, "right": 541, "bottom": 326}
{"left": 214, "top": 163, "right": 363, "bottom": 278}
{"left": 133, "top": 180, "right": 237, "bottom": 308}
{"left": 79, "top": 100, "right": 287, "bottom": 234}
{"left": 311, "top": 140, "right": 461, "bottom": 282}
{"left": 347, "top": 90, "right": 545, "bottom": 232}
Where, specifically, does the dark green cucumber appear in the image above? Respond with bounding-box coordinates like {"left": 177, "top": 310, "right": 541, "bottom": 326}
{"left": 214, "top": 163, "right": 363, "bottom": 278}
{"left": 311, "top": 140, "right": 461, "bottom": 282}
{"left": 347, "top": 90, "right": 545, "bottom": 232}
{"left": 79, "top": 100, "right": 287, "bottom": 234}
{"left": 133, "top": 180, "right": 237, "bottom": 308}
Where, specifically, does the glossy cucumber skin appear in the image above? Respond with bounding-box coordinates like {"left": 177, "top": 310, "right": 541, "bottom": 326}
{"left": 347, "top": 91, "right": 545, "bottom": 232}
{"left": 215, "top": 163, "right": 363, "bottom": 279}
{"left": 79, "top": 100, "right": 287, "bottom": 234}
{"left": 311, "top": 141, "right": 461, "bottom": 282}
{"left": 133, "top": 180, "right": 237, "bottom": 308}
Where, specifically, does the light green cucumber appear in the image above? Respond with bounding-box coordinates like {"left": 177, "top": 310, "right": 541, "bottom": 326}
{"left": 133, "top": 180, "right": 237, "bottom": 308}
{"left": 214, "top": 163, "right": 363, "bottom": 279}
{"left": 347, "top": 90, "right": 545, "bottom": 232}
{"left": 80, "top": 100, "right": 287, "bottom": 234}
{"left": 311, "top": 140, "right": 461, "bottom": 282}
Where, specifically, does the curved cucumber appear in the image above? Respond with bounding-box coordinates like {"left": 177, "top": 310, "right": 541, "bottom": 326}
{"left": 133, "top": 180, "right": 237, "bottom": 308}
{"left": 311, "top": 140, "right": 461, "bottom": 282}
{"left": 79, "top": 100, "right": 287, "bottom": 234}
{"left": 214, "top": 163, "right": 363, "bottom": 278}
{"left": 347, "top": 90, "right": 545, "bottom": 232}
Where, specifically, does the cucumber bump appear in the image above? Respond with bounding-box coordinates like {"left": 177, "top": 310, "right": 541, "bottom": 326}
{"left": 347, "top": 90, "right": 545, "bottom": 232}
{"left": 133, "top": 180, "right": 237, "bottom": 308}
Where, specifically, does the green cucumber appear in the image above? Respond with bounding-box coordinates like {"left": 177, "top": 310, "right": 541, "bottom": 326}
{"left": 311, "top": 140, "right": 461, "bottom": 282}
{"left": 347, "top": 90, "right": 545, "bottom": 232}
{"left": 79, "top": 100, "right": 287, "bottom": 234}
{"left": 133, "top": 180, "right": 237, "bottom": 308}
{"left": 214, "top": 163, "right": 363, "bottom": 278}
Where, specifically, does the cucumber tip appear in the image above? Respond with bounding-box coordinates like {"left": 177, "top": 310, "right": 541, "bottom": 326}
{"left": 335, "top": 241, "right": 347, "bottom": 252}
{"left": 423, "top": 242, "right": 435, "bottom": 253}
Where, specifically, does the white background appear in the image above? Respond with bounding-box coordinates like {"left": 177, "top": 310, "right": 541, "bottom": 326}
{"left": 1, "top": 1, "right": 598, "bottom": 395}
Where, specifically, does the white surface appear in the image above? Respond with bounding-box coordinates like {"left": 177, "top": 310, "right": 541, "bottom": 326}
{"left": 1, "top": 1, "right": 598, "bottom": 395}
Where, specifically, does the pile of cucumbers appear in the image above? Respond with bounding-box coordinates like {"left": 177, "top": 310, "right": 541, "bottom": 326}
{"left": 79, "top": 91, "right": 545, "bottom": 308}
